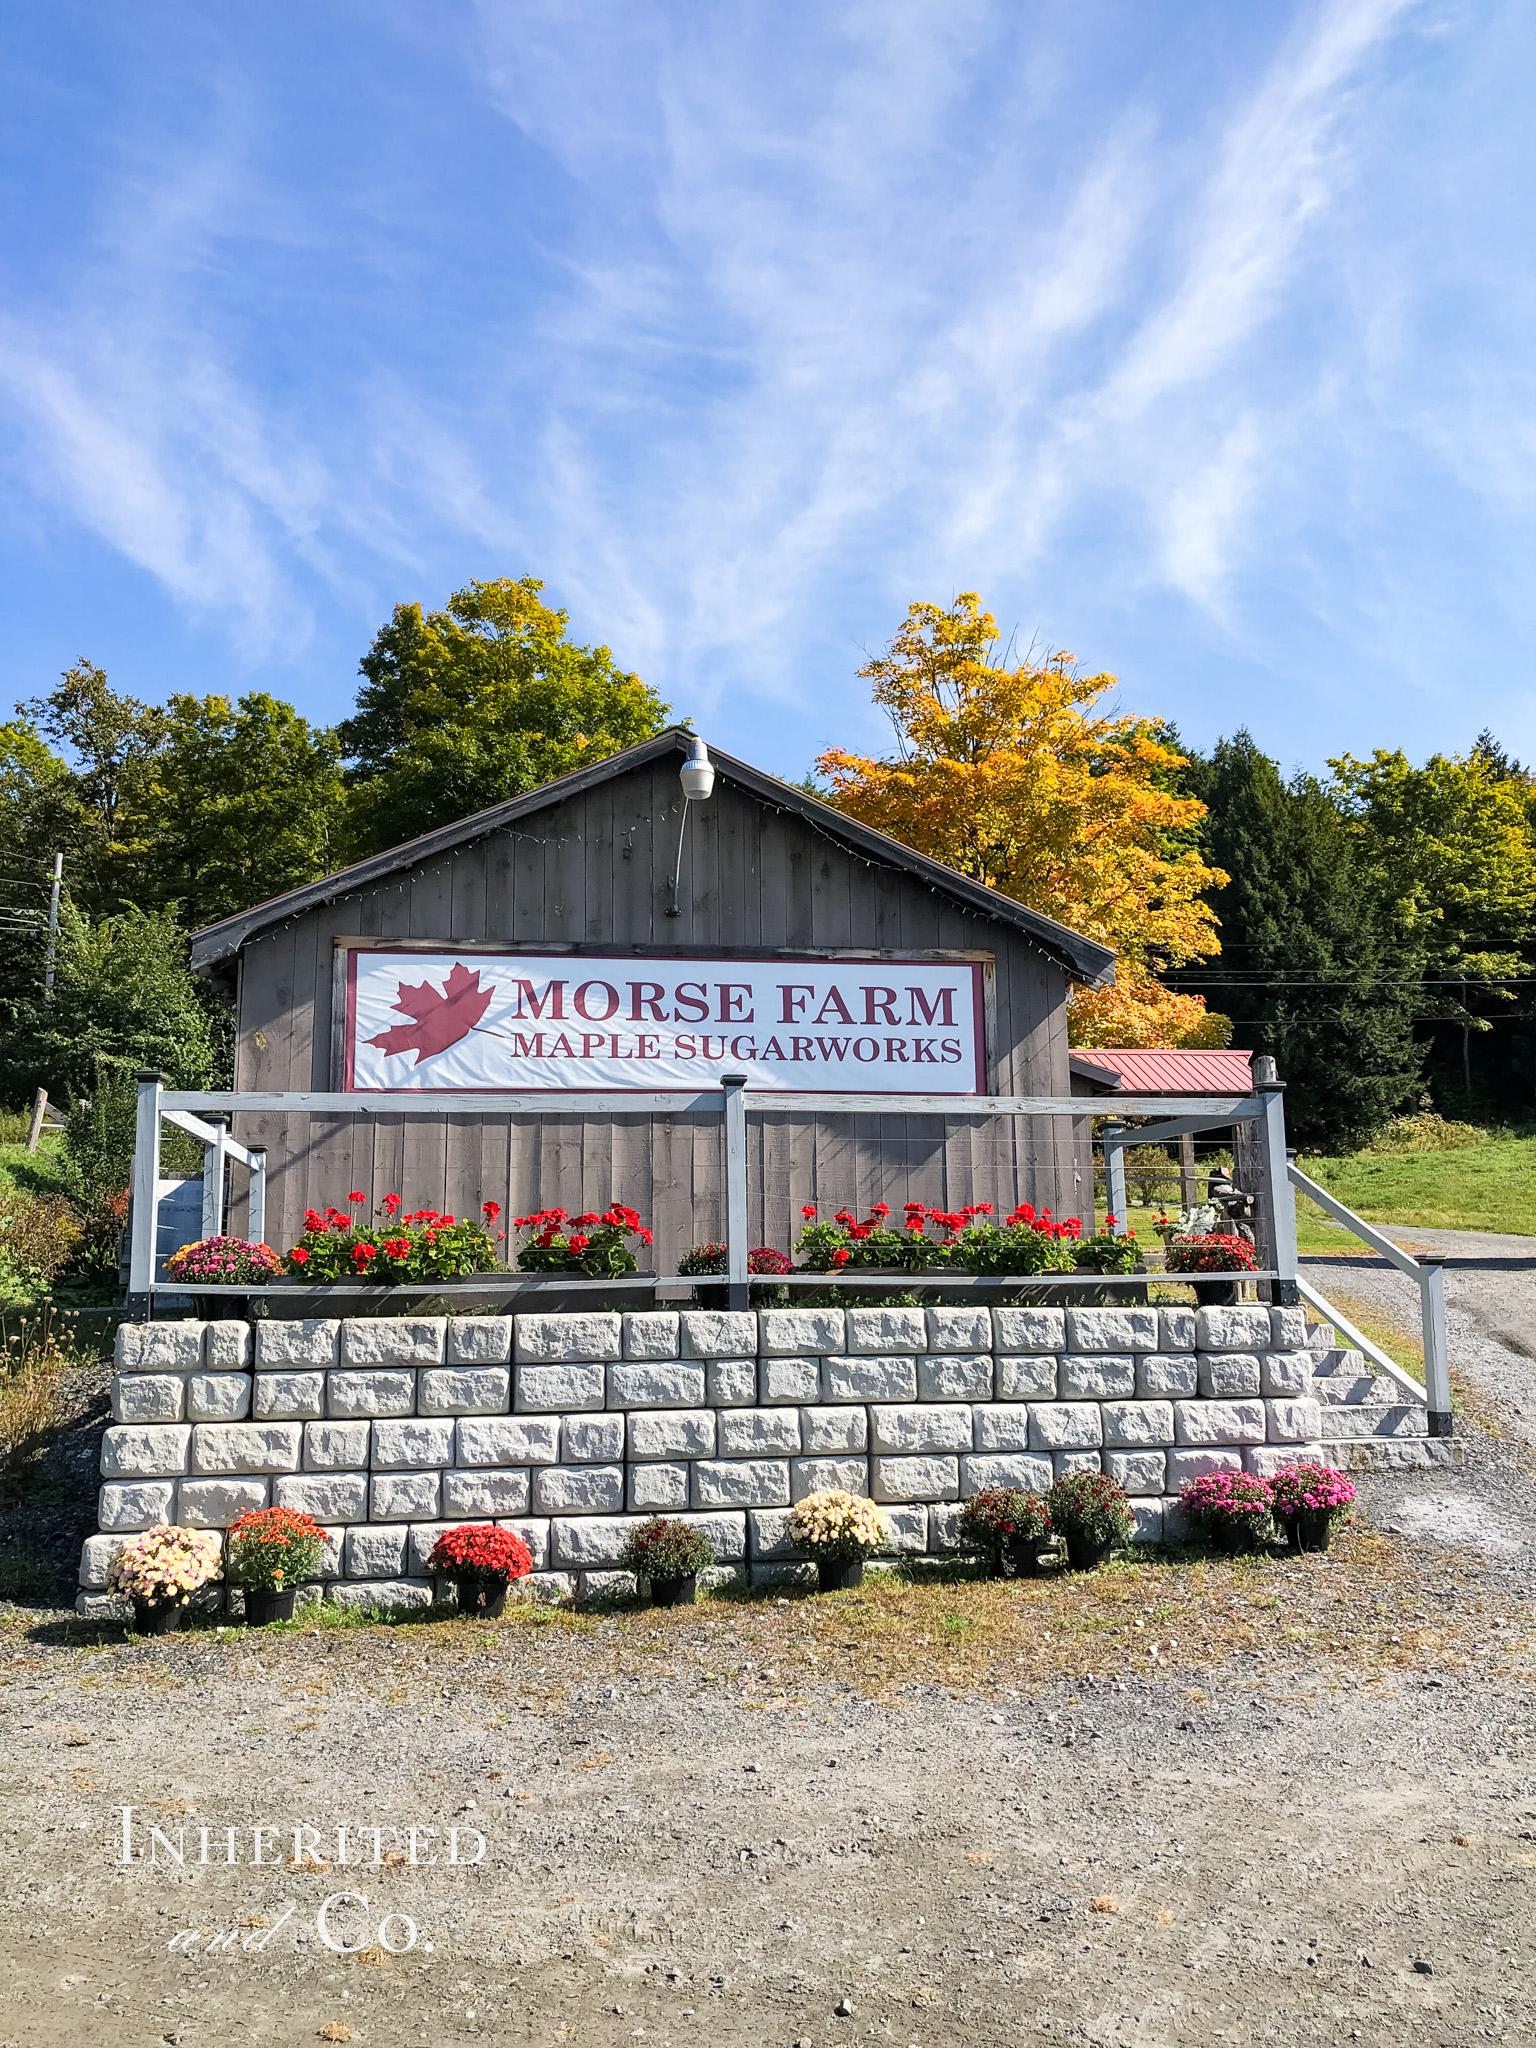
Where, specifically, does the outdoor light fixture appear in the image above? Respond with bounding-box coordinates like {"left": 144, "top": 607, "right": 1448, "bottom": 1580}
{"left": 666, "top": 737, "right": 715, "bottom": 917}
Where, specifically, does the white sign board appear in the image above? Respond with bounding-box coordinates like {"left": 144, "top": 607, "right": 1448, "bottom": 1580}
{"left": 344, "top": 951, "right": 986, "bottom": 1095}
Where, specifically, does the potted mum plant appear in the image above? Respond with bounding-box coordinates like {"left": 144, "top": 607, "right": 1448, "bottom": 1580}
{"left": 677, "top": 1243, "right": 794, "bottom": 1307}
{"left": 226, "top": 1505, "right": 326, "bottom": 1624}
{"left": 1045, "top": 1471, "right": 1133, "bottom": 1571}
{"left": 512, "top": 1204, "right": 653, "bottom": 1278}
{"left": 1178, "top": 1470, "right": 1275, "bottom": 1555}
{"left": 957, "top": 1485, "right": 1054, "bottom": 1577}
{"left": 427, "top": 1524, "right": 534, "bottom": 1617}
{"left": 1270, "top": 1462, "right": 1355, "bottom": 1553}
{"left": 165, "top": 1237, "right": 283, "bottom": 1292}
{"left": 623, "top": 1517, "right": 717, "bottom": 1606}
{"left": 105, "top": 1524, "right": 224, "bottom": 1634}
{"left": 788, "top": 1489, "right": 888, "bottom": 1591}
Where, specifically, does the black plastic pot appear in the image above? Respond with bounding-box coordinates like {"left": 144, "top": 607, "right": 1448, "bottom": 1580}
{"left": 996, "top": 1539, "right": 1044, "bottom": 1578}
{"left": 242, "top": 1586, "right": 298, "bottom": 1626}
{"left": 817, "top": 1558, "right": 864, "bottom": 1592}
{"left": 132, "top": 1598, "right": 184, "bottom": 1636}
{"left": 1188, "top": 1278, "right": 1241, "bottom": 1306}
{"left": 649, "top": 1573, "right": 698, "bottom": 1608}
{"left": 452, "top": 1577, "right": 508, "bottom": 1618}
{"left": 1285, "top": 1510, "right": 1333, "bottom": 1554}
{"left": 1063, "top": 1531, "right": 1114, "bottom": 1572}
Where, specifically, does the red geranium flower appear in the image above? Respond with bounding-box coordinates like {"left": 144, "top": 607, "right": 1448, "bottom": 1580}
{"left": 482, "top": 1201, "right": 500, "bottom": 1219}
{"left": 289, "top": 1246, "right": 309, "bottom": 1265}
{"left": 348, "top": 1190, "right": 365, "bottom": 1203}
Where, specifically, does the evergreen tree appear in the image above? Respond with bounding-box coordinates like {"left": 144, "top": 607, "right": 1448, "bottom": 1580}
{"left": 1179, "top": 732, "right": 1419, "bottom": 1150}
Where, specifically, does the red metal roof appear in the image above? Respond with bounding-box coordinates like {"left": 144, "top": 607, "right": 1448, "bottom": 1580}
{"left": 1069, "top": 1048, "right": 1253, "bottom": 1094}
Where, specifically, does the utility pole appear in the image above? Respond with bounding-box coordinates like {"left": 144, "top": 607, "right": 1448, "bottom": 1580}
{"left": 43, "top": 851, "right": 62, "bottom": 1001}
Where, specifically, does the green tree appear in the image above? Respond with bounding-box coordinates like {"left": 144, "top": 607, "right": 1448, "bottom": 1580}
{"left": 17, "top": 660, "right": 166, "bottom": 909}
{"left": 339, "top": 577, "right": 670, "bottom": 852}
{"left": 34, "top": 904, "right": 216, "bottom": 1097}
{"left": 1180, "top": 733, "right": 1419, "bottom": 1150}
{"left": 133, "top": 692, "right": 347, "bottom": 927}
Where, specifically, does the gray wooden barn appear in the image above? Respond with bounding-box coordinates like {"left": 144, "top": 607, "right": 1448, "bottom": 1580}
{"left": 187, "top": 729, "right": 1115, "bottom": 1270}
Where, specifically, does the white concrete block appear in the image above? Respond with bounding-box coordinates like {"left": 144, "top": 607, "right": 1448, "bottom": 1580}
{"left": 329, "top": 1578, "right": 433, "bottom": 1613}
{"left": 1243, "top": 1443, "right": 1326, "bottom": 1479}
{"left": 719, "top": 1408, "right": 801, "bottom": 1457}
{"left": 137, "top": 1323, "right": 207, "bottom": 1372}
{"left": 369, "top": 1471, "right": 441, "bottom": 1520}
{"left": 996, "top": 1354, "right": 1058, "bottom": 1399}
{"left": 1066, "top": 1307, "right": 1158, "bottom": 1353}
{"left": 577, "top": 1568, "right": 637, "bottom": 1603}
{"left": 177, "top": 1476, "right": 269, "bottom": 1526}
{"left": 101, "top": 1423, "right": 191, "bottom": 1478}
{"left": 1197, "top": 1353, "right": 1261, "bottom": 1399}
{"left": 992, "top": 1307, "right": 1065, "bottom": 1354}
{"left": 255, "top": 1319, "right": 340, "bottom": 1368}
{"left": 341, "top": 1318, "right": 446, "bottom": 1367}
{"left": 822, "top": 1355, "right": 917, "bottom": 1403}
{"left": 74, "top": 1590, "right": 132, "bottom": 1621}
{"left": 690, "top": 1459, "right": 790, "bottom": 1509}
{"left": 304, "top": 1419, "right": 372, "bottom": 1471}
{"left": 607, "top": 1361, "right": 706, "bottom": 1408}
{"left": 800, "top": 1405, "right": 867, "bottom": 1453}
{"left": 1136, "top": 1353, "right": 1198, "bottom": 1398}
{"left": 1027, "top": 1403, "right": 1102, "bottom": 1452}
{"left": 455, "top": 1416, "right": 560, "bottom": 1467}
{"left": 870, "top": 1454, "right": 958, "bottom": 1503}
{"left": 550, "top": 1516, "right": 632, "bottom": 1568}
{"left": 523, "top": 1572, "right": 576, "bottom": 1603}
{"left": 495, "top": 1518, "right": 551, "bottom": 1570}
{"left": 1260, "top": 1350, "right": 1315, "bottom": 1396}
{"left": 846, "top": 1307, "right": 926, "bottom": 1354}
{"left": 928, "top": 1500, "right": 965, "bottom": 1551}
{"left": 514, "top": 1362, "right": 604, "bottom": 1413}
{"left": 626, "top": 1409, "right": 716, "bottom": 1460}
{"left": 870, "top": 1404, "right": 971, "bottom": 1456}
{"left": 78, "top": 1533, "right": 127, "bottom": 1588}
{"left": 417, "top": 1367, "right": 511, "bottom": 1416}
{"left": 747, "top": 1507, "right": 800, "bottom": 1557}
{"left": 561, "top": 1413, "right": 626, "bottom": 1463}
{"left": 1129, "top": 1498, "right": 1165, "bottom": 1544}
{"left": 204, "top": 1324, "right": 251, "bottom": 1371}
{"left": 1195, "top": 1305, "right": 1273, "bottom": 1352}
{"left": 1165, "top": 1446, "right": 1245, "bottom": 1488}
{"left": 190, "top": 1422, "right": 302, "bottom": 1475}
{"left": 109, "top": 1375, "right": 185, "bottom": 1424}
{"left": 707, "top": 1358, "right": 757, "bottom": 1406}
{"left": 186, "top": 1373, "right": 251, "bottom": 1422}
{"left": 759, "top": 1307, "right": 845, "bottom": 1356}
{"left": 253, "top": 1371, "right": 325, "bottom": 1421}
{"left": 1265, "top": 1397, "right": 1324, "bottom": 1444}
{"left": 274, "top": 1472, "right": 368, "bottom": 1521}
{"left": 680, "top": 1310, "right": 758, "bottom": 1358}
{"left": 882, "top": 1503, "right": 928, "bottom": 1553}
{"left": 760, "top": 1356, "right": 821, "bottom": 1404}
{"left": 405, "top": 1523, "right": 450, "bottom": 1576}
{"left": 1100, "top": 1400, "right": 1175, "bottom": 1449}
{"left": 445, "top": 1316, "right": 513, "bottom": 1364}
{"left": 442, "top": 1467, "right": 532, "bottom": 1518}
{"left": 1053, "top": 1449, "right": 1103, "bottom": 1478}
{"left": 371, "top": 1418, "right": 455, "bottom": 1470}
{"left": 326, "top": 1369, "right": 416, "bottom": 1419}
{"left": 1157, "top": 1307, "right": 1196, "bottom": 1353}
{"left": 1172, "top": 1399, "right": 1267, "bottom": 1447}
{"left": 1104, "top": 1449, "right": 1166, "bottom": 1495}
{"left": 918, "top": 1354, "right": 992, "bottom": 1401}
{"left": 627, "top": 1462, "right": 690, "bottom": 1512}
{"left": 1270, "top": 1306, "right": 1308, "bottom": 1349}
{"left": 790, "top": 1456, "right": 869, "bottom": 1501}
{"left": 97, "top": 1480, "right": 176, "bottom": 1530}
{"left": 677, "top": 1511, "right": 747, "bottom": 1561}
{"left": 532, "top": 1465, "right": 624, "bottom": 1515}
{"left": 514, "top": 1312, "right": 622, "bottom": 1364}
{"left": 925, "top": 1305, "right": 992, "bottom": 1354}
{"left": 960, "top": 1451, "right": 1053, "bottom": 1495}
{"left": 622, "top": 1311, "right": 680, "bottom": 1360}
{"left": 1059, "top": 1354, "right": 1136, "bottom": 1400}
{"left": 971, "top": 1402, "right": 1032, "bottom": 1453}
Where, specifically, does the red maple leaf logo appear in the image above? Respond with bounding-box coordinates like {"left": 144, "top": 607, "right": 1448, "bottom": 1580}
{"left": 367, "top": 962, "right": 496, "bottom": 1065}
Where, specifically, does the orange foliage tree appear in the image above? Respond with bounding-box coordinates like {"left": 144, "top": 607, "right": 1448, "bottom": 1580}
{"left": 816, "top": 594, "right": 1229, "bottom": 1047}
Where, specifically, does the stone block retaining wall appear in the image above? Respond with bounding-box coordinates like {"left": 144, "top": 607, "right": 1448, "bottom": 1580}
{"left": 78, "top": 1303, "right": 1355, "bottom": 1611}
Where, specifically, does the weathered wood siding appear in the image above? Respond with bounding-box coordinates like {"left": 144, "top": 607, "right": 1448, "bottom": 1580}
{"left": 227, "top": 756, "right": 1091, "bottom": 1262}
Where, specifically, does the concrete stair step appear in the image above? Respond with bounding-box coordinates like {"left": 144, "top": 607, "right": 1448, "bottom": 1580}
{"left": 1327, "top": 1438, "right": 1461, "bottom": 1473}
{"left": 1319, "top": 1404, "right": 1428, "bottom": 1440}
{"left": 1309, "top": 1347, "right": 1367, "bottom": 1377}
{"left": 1314, "top": 1374, "right": 1404, "bottom": 1406}
{"left": 1304, "top": 1322, "right": 1339, "bottom": 1352}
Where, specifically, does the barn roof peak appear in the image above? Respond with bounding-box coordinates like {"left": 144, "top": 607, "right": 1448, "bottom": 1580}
{"left": 187, "top": 725, "right": 1116, "bottom": 985}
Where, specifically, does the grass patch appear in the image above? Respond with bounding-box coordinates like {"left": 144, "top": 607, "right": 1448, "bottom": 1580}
{"left": 1294, "top": 1136, "right": 1536, "bottom": 1239}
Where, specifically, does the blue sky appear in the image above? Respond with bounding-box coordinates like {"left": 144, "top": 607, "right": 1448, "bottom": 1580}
{"left": 1, "top": 0, "right": 1532, "bottom": 782}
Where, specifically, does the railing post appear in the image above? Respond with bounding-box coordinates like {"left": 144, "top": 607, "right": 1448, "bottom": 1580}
{"left": 1418, "top": 1252, "right": 1453, "bottom": 1435}
{"left": 128, "top": 1069, "right": 165, "bottom": 1317}
{"left": 247, "top": 1145, "right": 267, "bottom": 1247}
{"left": 201, "top": 1117, "right": 229, "bottom": 1240}
{"left": 1102, "top": 1121, "right": 1127, "bottom": 1234}
{"left": 1249, "top": 1056, "right": 1298, "bottom": 1305}
{"left": 721, "top": 1074, "right": 749, "bottom": 1310}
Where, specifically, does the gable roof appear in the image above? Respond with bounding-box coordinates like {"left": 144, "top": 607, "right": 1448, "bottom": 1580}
{"left": 188, "top": 726, "right": 1117, "bottom": 985}
{"left": 1070, "top": 1047, "right": 1253, "bottom": 1095}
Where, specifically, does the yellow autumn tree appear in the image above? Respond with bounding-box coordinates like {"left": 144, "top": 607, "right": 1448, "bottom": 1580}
{"left": 816, "top": 594, "right": 1230, "bottom": 1047}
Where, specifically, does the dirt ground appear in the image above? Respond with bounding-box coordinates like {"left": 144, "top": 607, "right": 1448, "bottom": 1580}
{"left": 2, "top": 1254, "right": 1534, "bottom": 2048}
